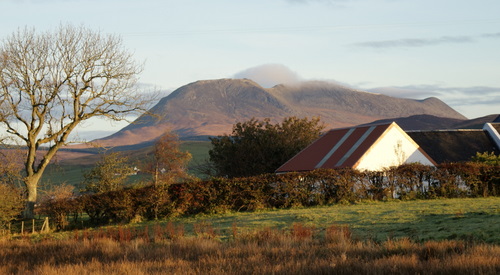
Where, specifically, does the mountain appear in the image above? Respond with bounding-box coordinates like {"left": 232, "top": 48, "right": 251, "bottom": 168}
{"left": 93, "top": 78, "right": 466, "bottom": 146}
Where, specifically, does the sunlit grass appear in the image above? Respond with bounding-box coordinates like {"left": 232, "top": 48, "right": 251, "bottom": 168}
{"left": 15, "top": 197, "right": 500, "bottom": 245}
{"left": 3, "top": 197, "right": 500, "bottom": 274}
{"left": 52, "top": 197, "right": 496, "bottom": 244}
{"left": 2, "top": 222, "right": 500, "bottom": 274}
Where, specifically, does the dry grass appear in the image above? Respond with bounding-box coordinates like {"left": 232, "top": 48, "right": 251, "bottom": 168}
{"left": 1, "top": 223, "right": 499, "bottom": 274}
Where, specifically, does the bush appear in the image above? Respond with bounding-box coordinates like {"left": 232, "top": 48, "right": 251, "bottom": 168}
{"left": 38, "top": 184, "right": 78, "bottom": 230}
{"left": 131, "top": 185, "right": 168, "bottom": 220}
{"left": 0, "top": 184, "right": 23, "bottom": 231}
{"left": 41, "top": 161, "right": 500, "bottom": 229}
{"left": 81, "top": 189, "right": 135, "bottom": 224}
{"left": 82, "top": 152, "right": 134, "bottom": 194}
{"left": 38, "top": 198, "right": 80, "bottom": 230}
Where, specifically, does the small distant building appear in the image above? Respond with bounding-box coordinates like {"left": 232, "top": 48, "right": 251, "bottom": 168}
{"left": 276, "top": 118, "right": 500, "bottom": 173}
{"left": 276, "top": 122, "right": 436, "bottom": 173}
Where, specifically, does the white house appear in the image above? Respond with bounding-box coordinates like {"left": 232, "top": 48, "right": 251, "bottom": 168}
{"left": 276, "top": 122, "right": 436, "bottom": 173}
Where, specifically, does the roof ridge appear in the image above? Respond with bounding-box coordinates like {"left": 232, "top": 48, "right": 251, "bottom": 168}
{"left": 405, "top": 129, "right": 485, "bottom": 133}
{"left": 327, "top": 122, "right": 394, "bottom": 132}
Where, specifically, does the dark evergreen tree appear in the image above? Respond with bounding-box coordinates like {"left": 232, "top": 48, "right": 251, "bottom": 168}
{"left": 209, "top": 117, "right": 324, "bottom": 178}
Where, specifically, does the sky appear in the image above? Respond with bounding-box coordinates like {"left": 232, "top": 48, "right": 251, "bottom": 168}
{"left": 1, "top": 0, "right": 499, "bottom": 139}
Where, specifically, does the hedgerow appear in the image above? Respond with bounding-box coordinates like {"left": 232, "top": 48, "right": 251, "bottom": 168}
{"left": 38, "top": 162, "right": 499, "bottom": 229}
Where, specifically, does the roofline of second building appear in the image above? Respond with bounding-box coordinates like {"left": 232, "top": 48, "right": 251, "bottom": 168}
{"left": 405, "top": 129, "right": 485, "bottom": 133}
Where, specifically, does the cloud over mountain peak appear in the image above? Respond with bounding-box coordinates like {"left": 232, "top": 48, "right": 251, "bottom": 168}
{"left": 233, "top": 64, "right": 302, "bottom": 88}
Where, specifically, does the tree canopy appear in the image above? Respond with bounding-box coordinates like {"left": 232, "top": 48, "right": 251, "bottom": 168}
{"left": 471, "top": 152, "right": 500, "bottom": 166}
{"left": 83, "top": 151, "right": 134, "bottom": 194}
{"left": 143, "top": 131, "right": 193, "bottom": 186}
{"left": 209, "top": 117, "right": 325, "bottom": 178}
{"left": 0, "top": 25, "right": 151, "bottom": 218}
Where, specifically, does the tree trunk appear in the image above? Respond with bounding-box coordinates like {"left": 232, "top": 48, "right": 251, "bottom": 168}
{"left": 23, "top": 177, "right": 40, "bottom": 219}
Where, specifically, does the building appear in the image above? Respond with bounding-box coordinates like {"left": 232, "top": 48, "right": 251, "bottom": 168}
{"left": 276, "top": 119, "right": 500, "bottom": 173}
{"left": 407, "top": 123, "right": 500, "bottom": 164}
{"left": 276, "top": 122, "right": 436, "bottom": 173}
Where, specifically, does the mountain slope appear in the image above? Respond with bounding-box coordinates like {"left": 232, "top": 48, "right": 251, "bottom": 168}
{"left": 95, "top": 78, "right": 466, "bottom": 146}
{"left": 271, "top": 81, "right": 465, "bottom": 126}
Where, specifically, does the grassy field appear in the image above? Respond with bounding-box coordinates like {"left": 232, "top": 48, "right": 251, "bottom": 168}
{"left": 179, "top": 140, "right": 212, "bottom": 177}
{"left": 141, "top": 197, "right": 500, "bottom": 244}
{"left": 41, "top": 140, "right": 212, "bottom": 188}
{"left": 179, "top": 140, "right": 212, "bottom": 164}
{"left": 3, "top": 197, "right": 500, "bottom": 274}
{"left": 3, "top": 228, "right": 500, "bottom": 274}
{"left": 34, "top": 197, "right": 500, "bottom": 245}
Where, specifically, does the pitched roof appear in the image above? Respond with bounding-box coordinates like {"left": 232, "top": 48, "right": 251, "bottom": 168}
{"left": 406, "top": 130, "right": 500, "bottom": 163}
{"left": 276, "top": 122, "right": 429, "bottom": 172}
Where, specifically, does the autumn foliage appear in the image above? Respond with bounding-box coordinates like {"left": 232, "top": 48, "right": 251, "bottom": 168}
{"left": 1, "top": 223, "right": 499, "bottom": 274}
{"left": 39, "top": 162, "right": 499, "bottom": 229}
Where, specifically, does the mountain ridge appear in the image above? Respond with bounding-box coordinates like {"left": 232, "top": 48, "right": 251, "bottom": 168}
{"left": 91, "top": 78, "right": 467, "bottom": 147}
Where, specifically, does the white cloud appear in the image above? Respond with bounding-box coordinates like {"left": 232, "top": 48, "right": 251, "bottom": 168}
{"left": 368, "top": 86, "right": 441, "bottom": 99}
{"left": 352, "top": 35, "right": 475, "bottom": 49}
{"left": 352, "top": 32, "right": 500, "bottom": 50}
{"left": 233, "top": 64, "right": 302, "bottom": 88}
{"left": 285, "top": 0, "right": 351, "bottom": 4}
{"left": 369, "top": 85, "right": 500, "bottom": 118}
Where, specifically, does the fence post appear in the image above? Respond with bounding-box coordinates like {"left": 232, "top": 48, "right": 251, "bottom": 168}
{"left": 32, "top": 219, "right": 36, "bottom": 234}
{"left": 40, "top": 217, "right": 50, "bottom": 233}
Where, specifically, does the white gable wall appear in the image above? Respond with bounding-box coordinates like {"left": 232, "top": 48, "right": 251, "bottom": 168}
{"left": 355, "top": 125, "right": 435, "bottom": 171}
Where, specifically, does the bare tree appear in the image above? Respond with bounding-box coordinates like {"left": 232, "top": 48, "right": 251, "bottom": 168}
{"left": 0, "top": 25, "right": 151, "bottom": 218}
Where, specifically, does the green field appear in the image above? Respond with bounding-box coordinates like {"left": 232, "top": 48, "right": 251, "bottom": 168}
{"left": 42, "top": 197, "right": 500, "bottom": 244}
{"left": 41, "top": 164, "right": 93, "bottom": 190}
{"left": 156, "top": 197, "right": 500, "bottom": 243}
{"left": 41, "top": 140, "right": 212, "bottom": 188}
{"left": 179, "top": 140, "right": 212, "bottom": 175}
{"left": 8, "top": 197, "right": 500, "bottom": 274}
{"left": 37, "top": 141, "right": 500, "bottom": 244}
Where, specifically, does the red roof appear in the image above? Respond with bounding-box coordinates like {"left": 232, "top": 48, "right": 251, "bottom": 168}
{"left": 276, "top": 123, "right": 394, "bottom": 172}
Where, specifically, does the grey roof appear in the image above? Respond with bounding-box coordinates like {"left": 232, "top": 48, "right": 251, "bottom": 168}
{"left": 407, "top": 130, "right": 500, "bottom": 164}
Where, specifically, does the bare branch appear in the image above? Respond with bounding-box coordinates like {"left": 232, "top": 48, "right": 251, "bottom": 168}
{"left": 0, "top": 24, "right": 154, "bottom": 218}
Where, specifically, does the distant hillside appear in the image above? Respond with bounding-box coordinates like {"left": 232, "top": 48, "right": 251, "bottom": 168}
{"left": 92, "top": 78, "right": 466, "bottom": 146}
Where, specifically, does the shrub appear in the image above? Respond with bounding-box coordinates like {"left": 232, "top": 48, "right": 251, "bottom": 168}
{"left": 81, "top": 189, "right": 135, "bottom": 224}
{"left": 38, "top": 198, "right": 77, "bottom": 230}
{"left": 429, "top": 164, "right": 465, "bottom": 198}
{"left": 471, "top": 151, "right": 500, "bottom": 166}
{"left": 45, "top": 161, "right": 500, "bottom": 229}
{"left": 132, "top": 185, "right": 172, "bottom": 220}
{"left": 38, "top": 184, "right": 78, "bottom": 230}
{"left": 82, "top": 152, "right": 134, "bottom": 194}
{"left": 364, "top": 170, "right": 390, "bottom": 200}
{"left": 394, "top": 163, "right": 434, "bottom": 199}
{"left": 0, "top": 184, "right": 23, "bottom": 231}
